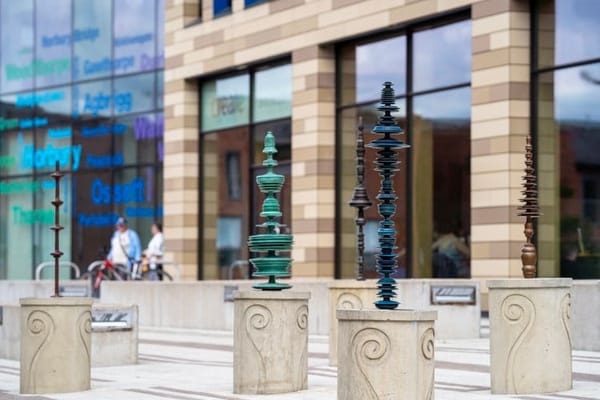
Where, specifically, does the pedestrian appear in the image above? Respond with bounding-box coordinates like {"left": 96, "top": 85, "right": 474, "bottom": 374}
{"left": 107, "top": 217, "right": 142, "bottom": 276}
{"left": 143, "top": 221, "right": 164, "bottom": 280}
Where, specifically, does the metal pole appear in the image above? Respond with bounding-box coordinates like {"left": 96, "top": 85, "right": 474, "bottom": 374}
{"left": 517, "top": 133, "right": 541, "bottom": 278}
{"left": 51, "top": 161, "right": 64, "bottom": 297}
{"left": 349, "top": 117, "right": 372, "bottom": 280}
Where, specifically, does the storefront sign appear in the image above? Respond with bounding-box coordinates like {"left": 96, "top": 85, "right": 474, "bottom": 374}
{"left": 90, "top": 177, "right": 145, "bottom": 205}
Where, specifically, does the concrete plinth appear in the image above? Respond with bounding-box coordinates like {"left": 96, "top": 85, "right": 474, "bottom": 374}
{"left": 337, "top": 309, "right": 437, "bottom": 400}
{"left": 20, "top": 297, "right": 92, "bottom": 394}
{"left": 488, "top": 279, "right": 572, "bottom": 395}
{"left": 329, "top": 279, "right": 480, "bottom": 365}
{"left": 233, "top": 290, "right": 310, "bottom": 394}
{"left": 571, "top": 280, "right": 600, "bottom": 351}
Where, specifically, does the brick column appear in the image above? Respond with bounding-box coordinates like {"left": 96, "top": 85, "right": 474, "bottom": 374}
{"left": 291, "top": 46, "right": 336, "bottom": 278}
{"left": 470, "top": 0, "right": 531, "bottom": 284}
{"left": 164, "top": 1, "right": 201, "bottom": 279}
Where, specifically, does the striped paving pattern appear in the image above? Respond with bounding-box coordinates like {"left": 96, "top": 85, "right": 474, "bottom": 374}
{"left": 0, "top": 327, "right": 598, "bottom": 399}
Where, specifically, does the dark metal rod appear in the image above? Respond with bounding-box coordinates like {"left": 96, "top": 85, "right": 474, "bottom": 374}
{"left": 349, "top": 117, "right": 372, "bottom": 280}
{"left": 51, "top": 161, "right": 64, "bottom": 297}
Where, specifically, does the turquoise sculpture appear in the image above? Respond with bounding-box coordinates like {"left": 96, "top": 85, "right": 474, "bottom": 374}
{"left": 367, "top": 81, "right": 410, "bottom": 309}
{"left": 247, "top": 132, "right": 294, "bottom": 290}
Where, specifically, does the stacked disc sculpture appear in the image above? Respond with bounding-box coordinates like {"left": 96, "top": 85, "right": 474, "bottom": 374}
{"left": 517, "top": 133, "right": 541, "bottom": 278}
{"left": 247, "top": 131, "right": 294, "bottom": 290}
{"left": 367, "top": 81, "right": 410, "bottom": 309}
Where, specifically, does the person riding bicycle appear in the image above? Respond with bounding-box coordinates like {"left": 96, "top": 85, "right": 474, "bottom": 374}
{"left": 107, "top": 217, "right": 142, "bottom": 277}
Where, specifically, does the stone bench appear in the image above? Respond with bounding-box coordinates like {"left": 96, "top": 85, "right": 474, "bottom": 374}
{"left": 0, "top": 303, "right": 138, "bottom": 367}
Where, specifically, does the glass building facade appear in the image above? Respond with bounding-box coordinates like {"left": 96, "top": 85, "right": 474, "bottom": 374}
{"left": 200, "top": 62, "right": 292, "bottom": 279}
{"left": 337, "top": 17, "right": 472, "bottom": 279}
{"left": 535, "top": 0, "right": 600, "bottom": 278}
{"left": 0, "top": 0, "right": 164, "bottom": 279}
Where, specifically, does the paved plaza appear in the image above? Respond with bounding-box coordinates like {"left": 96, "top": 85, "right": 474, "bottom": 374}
{"left": 0, "top": 321, "right": 598, "bottom": 400}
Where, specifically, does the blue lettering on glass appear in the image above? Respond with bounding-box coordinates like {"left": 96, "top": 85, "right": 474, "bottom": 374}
{"left": 83, "top": 92, "right": 111, "bottom": 115}
{"left": 91, "top": 177, "right": 145, "bottom": 205}
{"left": 16, "top": 90, "right": 64, "bottom": 107}
{"left": 114, "top": 33, "right": 153, "bottom": 46}
{"left": 78, "top": 212, "right": 119, "bottom": 227}
{"left": 20, "top": 117, "right": 48, "bottom": 129}
{"left": 83, "top": 56, "right": 134, "bottom": 75}
{"left": 114, "top": 92, "right": 132, "bottom": 113}
{"left": 82, "top": 91, "right": 131, "bottom": 115}
{"left": 140, "top": 53, "right": 164, "bottom": 71}
{"left": 41, "top": 28, "right": 99, "bottom": 48}
{"left": 48, "top": 127, "right": 72, "bottom": 139}
{"left": 86, "top": 153, "right": 124, "bottom": 168}
{"left": 20, "top": 135, "right": 81, "bottom": 171}
{"left": 81, "top": 123, "right": 127, "bottom": 137}
{"left": 134, "top": 114, "right": 163, "bottom": 139}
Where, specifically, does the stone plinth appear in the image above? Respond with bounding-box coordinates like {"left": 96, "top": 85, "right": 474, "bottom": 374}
{"left": 20, "top": 297, "right": 93, "bottom": 394}
{"left": 329, "top": 279, "right": 479, "bottom": 365}
{"left": 571, "top": 280, "right": 600, "bottom": 351}
{"left": 488, "top": 279, "right": 572, "bottom": 394}
{"left": 233, "top": 291, "right": 310, "bottom": 394}
{"left": 337, "top": 309, "right": 437, "bottom": 400}
{"left": 328, "top": 280, "right": 376, "bottom": 366}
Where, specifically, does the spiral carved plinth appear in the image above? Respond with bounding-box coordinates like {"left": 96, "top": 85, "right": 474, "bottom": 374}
{"left": 337, "top": 309, "right": 437, "bottom": 400}
{"left": 20, "top": 297, "right": 93, "bottom": 394}
{"left": 327, "top": 280, "right": 377, "bottom": 366}
{"left": 233, "top": 291, "right": 310, "bottom": 394}
{"left": 488, "top": 279, "right": 572, "bottom": 394}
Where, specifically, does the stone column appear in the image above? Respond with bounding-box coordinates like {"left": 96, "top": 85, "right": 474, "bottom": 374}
{"left": 488, "top": 278, "right": 572, "bottom": 394}
{"left": 328, "top": 280, "right": 376, "bottom": 366}
{"left": 337, "top": 309, "right": 437, "bottom": 400}
{"left": 20, "top": 297, "right": 93, "bottom": 394}
{"left": 470, "top": 0, "right": 532, "bottom": 308}
{"left": 233, "top": 291, "right": 310, "bottom": 394}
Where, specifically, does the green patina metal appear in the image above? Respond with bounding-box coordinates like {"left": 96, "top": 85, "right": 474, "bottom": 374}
{"left": 248, "top": 131, "right": 294, "bottom": 290}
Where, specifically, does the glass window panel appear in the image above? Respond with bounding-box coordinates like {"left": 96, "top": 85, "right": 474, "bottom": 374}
{"left": 73, "top": 79, "right": 112, "bottom": 119}
{"left": 537, "top": 64, "right": 600, "bottom": 278}
{"left": 201, "top": 127, "right": 251, "bottom": 279}
{"left": 0, "top": 177, "right": 34, "bottom": 278}
{"left": 253, "top": 64, "right": 292, "bottom": 123}
{"left": 34, "top": 123, "right": 78, "bottom": 175}
{"left": 0, "top": 129, "right": 34, "bottom": 176}
{"left": 1, "top": 0, "right": 34, "bottom": 93}
{"left": 413, "top": 87, "right": 471, "bottom": 278}
{"left": 413, "top": 20, "right": 471, "bottom": 92}
{"left": 157, "top": 71, "right": 164, "bottom": 109}
{"left": 1, "top": 92, "right": 35, "bottom": 136}
{"left": 554, "top": 0, "right": 600, "bottom": 67}
{"left": 35, "top": 0, "right": 71, "bottom": 88}
{"left": 114, "top": 73, "right": 155, "bottom": 116}
{"left": 354, "top": 36, "right": 406, "bottom": 104}
{"left": 337, "top": 101, "right": 407, "bottom": 279}
{"left": 114, "top": 0, "right": 156, "bottom": 75}
{"left": 201, "top": 74, "right": 250, "bottom": 131}
{"left": 73, "top": 0, "right": 112, "bottom": 81}
{"left": 245, "top": 0, "right": 267, "bottom": 7}
{"left": 114, "top": 113, "right": 160, "bottom": 166}
{"left": 34, "top": 86, "right": 72, "bottom": 124}
{"left": 157, "top": 0, "right": 165, "bottom": 69}
{"left": 72, "top": 119, "right": 116, "bottom": 172}
{"left": 71, "top": 170, "right": 115, "bottom": 268}
{"left": 113, "top": 167, "right": 157, "bottom": 246}
{"left": 214, "top": 0, "right": 232, "bottom": 17}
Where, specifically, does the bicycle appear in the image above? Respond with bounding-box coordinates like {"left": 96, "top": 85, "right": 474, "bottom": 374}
{"left": 131, "top": 257, "right": 173, "bottom": 281}
{"left": 81, "top": 259, "right": 131, "bottom": 298}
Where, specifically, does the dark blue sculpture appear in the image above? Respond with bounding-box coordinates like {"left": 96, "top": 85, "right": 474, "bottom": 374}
{"left": 367, "top": 82, "right": 409, "bottom": 310}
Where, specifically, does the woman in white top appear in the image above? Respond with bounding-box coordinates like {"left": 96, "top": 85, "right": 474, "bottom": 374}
{"left": 144, "top": 222, "right": 164, "bottom": 280}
